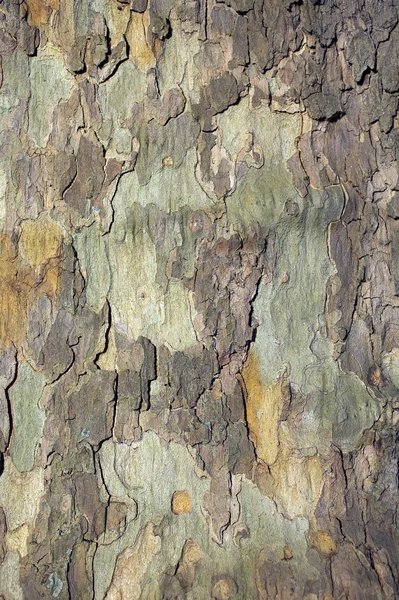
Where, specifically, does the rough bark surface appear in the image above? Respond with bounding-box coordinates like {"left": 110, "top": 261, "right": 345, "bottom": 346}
{"left": 0, "top": 0, "right": 399, "bottom": 598}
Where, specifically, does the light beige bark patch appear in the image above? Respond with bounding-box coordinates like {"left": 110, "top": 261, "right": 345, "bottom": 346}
{"left": 105, "top": 523, "right": 161, "bottom": 600}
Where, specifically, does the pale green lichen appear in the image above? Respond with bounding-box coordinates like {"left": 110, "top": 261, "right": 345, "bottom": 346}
{"left": 107, "top": 200, "right": 198, "bottom": 349}
{"left": 95, "top": 432, "right": 319, "bottom": 599}
{"left": 0, "top": 552, "right": 23, "bottom": 600}
{"left": 333, "top": 372, "right": 380, "bottom": 452}
{"left": 97, "top": 60, "right": 146, "bottom": 145}
{"left": 28, "top": 46, "right": 74, "bottom": 148}
{"left": 9, "top": 362, "right": 46, "bottom": 472}
{"left": 47, "top": 572, "right": 63, "bottom": 598}
{"left": 74, "top": 223, "right": 111, "bottom": 313}
{"left": 382, "top": 348, "right": 399, "bottom": 389}
{"left": 95, "top": 432, "right": 210, "bottom": 598}
{"left": 157, "top": 23, "right": 201, "bottom": 100}
{"left": 250, "top": 186, "right": 344, "bottom": 389}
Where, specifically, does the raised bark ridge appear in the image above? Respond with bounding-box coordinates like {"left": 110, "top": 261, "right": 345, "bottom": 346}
{"left": 0, "top": 0, "right": 399, "bottom": 598}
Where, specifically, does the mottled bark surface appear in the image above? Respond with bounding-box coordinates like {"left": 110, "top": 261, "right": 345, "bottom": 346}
{"left": 0, "top": 0, "right": 399, "bottom": 598}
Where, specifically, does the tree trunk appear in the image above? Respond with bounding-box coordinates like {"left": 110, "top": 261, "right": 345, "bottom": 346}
{"left": 0, "top": 0, "right": 399, "bottom": 598}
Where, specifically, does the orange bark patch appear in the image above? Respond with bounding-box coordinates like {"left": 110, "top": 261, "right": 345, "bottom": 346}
{"left": 26, "top": 0, "right": 59, "bottom": 27}
{"left": 283, "top": 545, "right": 293, "bottom": 560}
{"left": 126, "top": 11, "right": 156, "bottom": 69}
{"left": 308, "top": 530, "right": 337, "bottom": 557}
{"left": 0, "top": 219, "right": 63, "bottom": 349}
{"left": 242, "top": 347, "right": 290, "bottom": 465}
{"left": 0, "top": 233, "right": 26, "bottom": 349}
{"left": 171, "top": 491, "right": 191, "bottom": 515}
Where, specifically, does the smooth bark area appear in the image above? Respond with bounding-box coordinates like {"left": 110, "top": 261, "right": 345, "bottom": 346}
{"left": 0, "top": 0, "right": 399, "bottom": 598}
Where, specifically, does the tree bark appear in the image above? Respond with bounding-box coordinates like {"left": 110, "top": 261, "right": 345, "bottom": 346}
{"left": 0, "top": 0, "right": 399, "bottom": 598}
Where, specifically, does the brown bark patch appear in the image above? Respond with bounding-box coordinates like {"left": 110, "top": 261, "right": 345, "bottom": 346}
{"left": 26, "top": 0, "right": 59, "bottom": 27}
{"left": 0, "top": 219, "right": 63, "bottom": 348}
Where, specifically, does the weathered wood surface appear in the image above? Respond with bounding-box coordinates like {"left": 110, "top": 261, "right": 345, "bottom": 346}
{"left": 0, "top": 0, "right": 399, "bottom": 598}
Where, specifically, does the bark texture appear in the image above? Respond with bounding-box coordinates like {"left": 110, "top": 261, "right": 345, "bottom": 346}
{"left": 0, "top": 0, "right": 399, "bottom": 598}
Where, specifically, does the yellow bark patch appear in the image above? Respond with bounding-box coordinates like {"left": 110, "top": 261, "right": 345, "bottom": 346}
{"left": 6, "top": 524, "right": 30, "bottom": 558}
{"left": 0, "top": 233, "right": 30, "bottom": 348}
{"left": 254, "top": 450, "right": 324, "bottom": 520}
{"left": 274, "top": 452, "right": 323, "bottom": 519}
{"left": 212, "top": 577, "right": 238, "bottom": 600}
{"left": 181, "top": 539, "right": 202, "bottom": 564}
{"left": 19, "top": 216, "right": 62, "bottom": 268}
{"left": 97, "top": 326, "right": 117, "bottom": 371}
{"left": 126, "top": 11, "right": 156, "bottom": 69}
{"left": 308, "top": 530, "right": 337, "bottom": 556}
{"left": 171, "top": 490, "right": 191, "bottom": 515}
{"left": 106, "top": 0, "right": 132, "bottom": 46}
{"left": 0, "top": 458, "right": 45, "bottom": 532}
{"left": 26, "top": 0, "right": 59, "bottom": 27}
{"left": 242, "top": 347, "right": 290, "bottom": 465}
{"left": 0, "top": 220, "right": 63, "bottom": 348}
